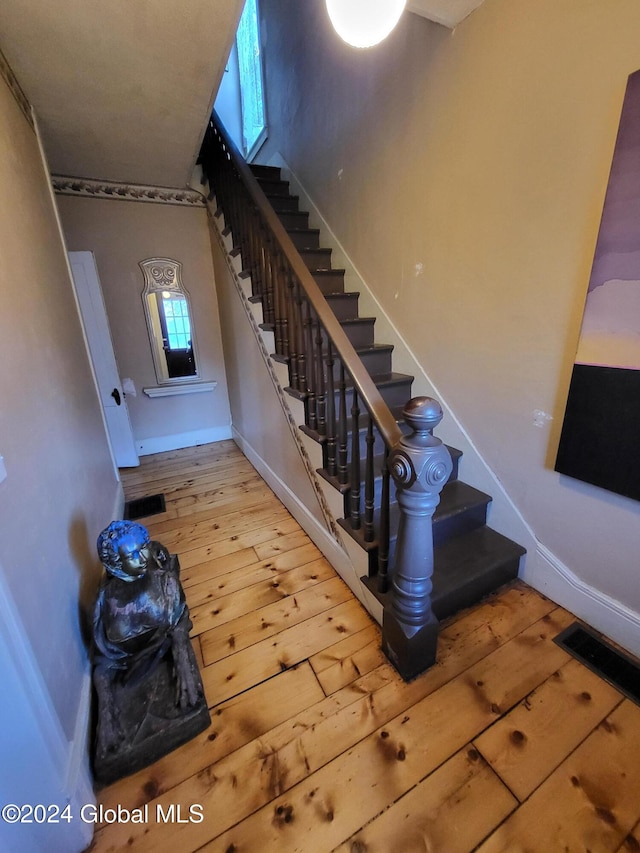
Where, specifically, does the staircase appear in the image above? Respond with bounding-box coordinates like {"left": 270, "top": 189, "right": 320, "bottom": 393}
{"left": 248, "top": 162, "right": 525, "bottom": 622}
{"left": 199, "top": 115, "right": 525, "bottom": 678}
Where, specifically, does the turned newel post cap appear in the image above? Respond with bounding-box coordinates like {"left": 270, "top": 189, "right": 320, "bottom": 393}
{"left": 403, "top": 397, "right": 443, "bottom": 434}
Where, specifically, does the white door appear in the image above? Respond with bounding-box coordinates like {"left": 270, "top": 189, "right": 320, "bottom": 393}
{"left": 69, "top": 251, "right": 139, "bottom": 468}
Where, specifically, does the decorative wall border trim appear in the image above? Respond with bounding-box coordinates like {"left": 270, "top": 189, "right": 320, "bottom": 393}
{"left": 0, "top": 47, "right": 34, "bottom": 129}
{"left": 52, "top": 176, "right": 207, "bottom": 207}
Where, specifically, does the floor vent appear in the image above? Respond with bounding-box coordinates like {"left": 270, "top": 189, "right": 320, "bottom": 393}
{"left": 555, "top": 622, "right": 640, "bottom": 706}
{"left": 123, "top": 493, "right": 166, "bottom": 521}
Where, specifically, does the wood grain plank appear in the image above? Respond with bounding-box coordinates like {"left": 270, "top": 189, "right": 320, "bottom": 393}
{"left": 185, "top": 543, "right": 324, "bottom": 609}
{"left": 122, "top": 457, "right": 253, "bottom": 493}
{"left": 145, "top": 482, "right": 274, "bottom": 525}
{"left": 336, "top": 747, "right": 517, "bottom": 853}
{"left": 474, "top": 657, "right": 624, "bottom": 801}
{"left": 253, "top": 529, "right": 314, "bottom": 561}
{"left": 310, "top": 625, "right": 385, "bottom": 695}
{"left": 96, "top": 663, "right": 325, "bottom": 817}
{"left": 477, "top": 701, "right": 640, "bottom": 853}
{"left": 142, "top": 478, "right": 270, "bottom": 527}
{"left": 190, "top": 557, "right": 337, "bottom": 636}
{"left": 124, "top": 462, "right": 257, "bottom": 497}
{"left": 200, "top": 577, "right": 353, "bottom": 665}
{"left": 90, "top": 677, "right": 368, "bottom": 853}
{"left": 199, "top": 610, "right": 573, "bottom": 853}
{"left": 201, "top": 598, "right": 373, "bottom": 706}
{"left": 181, "top": 547, "right": 259, "bottom": 590}
{"left": 155, "top": 504, "right": 291, "bottom": 553}
{"left": 175, "top": 517, "right": 300, "bottom": 569}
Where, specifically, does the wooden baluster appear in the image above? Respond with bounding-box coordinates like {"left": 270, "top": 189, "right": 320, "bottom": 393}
{"left": 325, "top": 341, "right": 337, "bottom": 478}
{"left": 279, "top": 266, "right": 300, "bottom": 380}
{"left": 277, "top": 254, "right": 289, "bottom": 361}
{"left": 286, "top": 270, "right": 299, "bottom": 389}
{"left": 337, "top": 363, "right": 349, "bottom": 486}
{"left": 378, "top": 447, "right": 390, "bottom": 592}
{"left": 364, "top": 417, "right": 375, "bottom": 542}
{"left": 315, "top": 320, "right": 326, "bottom": 437}
{"left": 294, "top": 281, "right": 307, "bottom": 395}
{"left": 266, "top": 242, "right": 282, "bottom": 351}
{"left": 247, "top": 211, "right": 259, "bottom": 298}
{"left": 350, "top": 387, "right": 361, "bottom": 529}
{"left": 264, "top": 230, "right": 276, "bottom": 329}
{"left": 303, "top": 300, "right": 317, "bottom": 431}
{"left": 382, "top": 397, "right": 452, "bottom": 681}
{"left": 254, "top": 222, "right": 266, "bottom": 303}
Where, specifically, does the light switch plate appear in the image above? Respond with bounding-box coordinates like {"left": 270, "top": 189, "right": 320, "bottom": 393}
{"left": 0, "top": 456, "right": 6, "bottom": 483}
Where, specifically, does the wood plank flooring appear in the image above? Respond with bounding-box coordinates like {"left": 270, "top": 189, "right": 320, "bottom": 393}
{"left": 87, "top": 441, "right": 640, "bottom": 853}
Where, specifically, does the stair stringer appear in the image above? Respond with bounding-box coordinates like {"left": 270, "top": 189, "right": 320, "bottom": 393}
{"left": 207, "top": 202, "right": 384, "bottom": 624}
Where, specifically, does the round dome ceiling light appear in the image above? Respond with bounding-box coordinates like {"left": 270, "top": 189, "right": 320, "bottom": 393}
{"left": 325, "top": 0, "right": 406, "bottom": 49}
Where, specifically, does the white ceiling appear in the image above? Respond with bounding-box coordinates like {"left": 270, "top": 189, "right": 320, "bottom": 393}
{"left": 0, "top": 1, "right": 486, "bottom": 188}
{"left": 0, "top": 0, "right": 244, "bottom": 187}
{"left": 408, "top": 0, "right": 487, "bottom": 29}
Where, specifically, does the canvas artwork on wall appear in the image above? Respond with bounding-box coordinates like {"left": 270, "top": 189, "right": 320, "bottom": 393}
{"left": 555, "top": 69, "right": 640, "bottom": 502}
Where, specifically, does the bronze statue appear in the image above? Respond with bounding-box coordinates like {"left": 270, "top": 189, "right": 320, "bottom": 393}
{"left": 92, "top": 521, "right": 209, "bottom": 784}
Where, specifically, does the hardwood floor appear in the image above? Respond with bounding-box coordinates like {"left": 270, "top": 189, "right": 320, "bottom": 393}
{"left": 88, "top": 441, "right": 640, "bottom": 853}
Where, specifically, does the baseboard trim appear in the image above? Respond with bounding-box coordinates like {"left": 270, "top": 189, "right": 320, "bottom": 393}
{"left": 66, "top": 667, "right": 95, "bottom": 811}
{"left": 136, "top": 426, "right": 233, "bottom": 456}
{"left": 528, "top": 545, "right": 640, "bottom": 659}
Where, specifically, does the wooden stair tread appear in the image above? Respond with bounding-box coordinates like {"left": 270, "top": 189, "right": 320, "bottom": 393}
{"left": 362, "top": 525, "right": 525, "bottom": 619}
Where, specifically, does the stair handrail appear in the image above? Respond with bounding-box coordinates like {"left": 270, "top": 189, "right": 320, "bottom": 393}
{"left": 203, "top": 112, "right": 403, "bottom": 451}
{"left": 201, "top": 112, "right": 452, "bottom": 681}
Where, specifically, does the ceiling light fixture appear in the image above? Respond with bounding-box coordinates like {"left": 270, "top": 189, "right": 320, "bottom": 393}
{"left": 325, "top": 0, "right": 406, "bottom": 49}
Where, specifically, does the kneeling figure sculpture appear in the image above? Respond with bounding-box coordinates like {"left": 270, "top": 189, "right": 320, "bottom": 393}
{"left": 92, "top": 520, "right": 210, "bottom": 784}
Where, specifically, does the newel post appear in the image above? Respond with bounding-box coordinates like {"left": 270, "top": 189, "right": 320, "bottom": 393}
{"left": 382, "top": 397, "right": 452, "bottom": 681}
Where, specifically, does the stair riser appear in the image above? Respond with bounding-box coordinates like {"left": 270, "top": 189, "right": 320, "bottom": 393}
{"left": 257, "top": 179, "right": 290, "bottom": 196}
{"left": 269, "top": 195, "right": 299, "bottom": 213}
{"left": 432, "top": 503, "right": 488, "bottom": 546}
{"left": 324, "top": 293, "right": 359, "bottom": 320}
{"left": 355, "top": 348, "right": 393, "bottom": 377}
{"left": 432, "top": 557, "right": 520, "bottom": 621}
{"left": 287, "top": 229, "right": 320, "bottom": 250}
{"left": 338, "top": 320, "right": 376, "bottom": 349}
{"left": 313, "top": 270, "right": 345, "bottom": 294}
{"left": 250, "top": 165, "right": 281, "bottom": 181}
{"left": 317, "top": 347, "right": 393, "bottom": 383}
{"left": 278, "top": 211, "right": 309, "bottom": 229}
{"left": 301, "top": 249, "right": 333, "bottom": 270}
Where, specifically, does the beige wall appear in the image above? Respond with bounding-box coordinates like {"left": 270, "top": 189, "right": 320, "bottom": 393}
{"left": 58, "top": 197, "right": 232, "bottom": 454}
{"left": 0, "top": 72, "right": 118, "bottom": 739}
{"left": 258, "top": 0, "right": 640, "bottom": 636}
